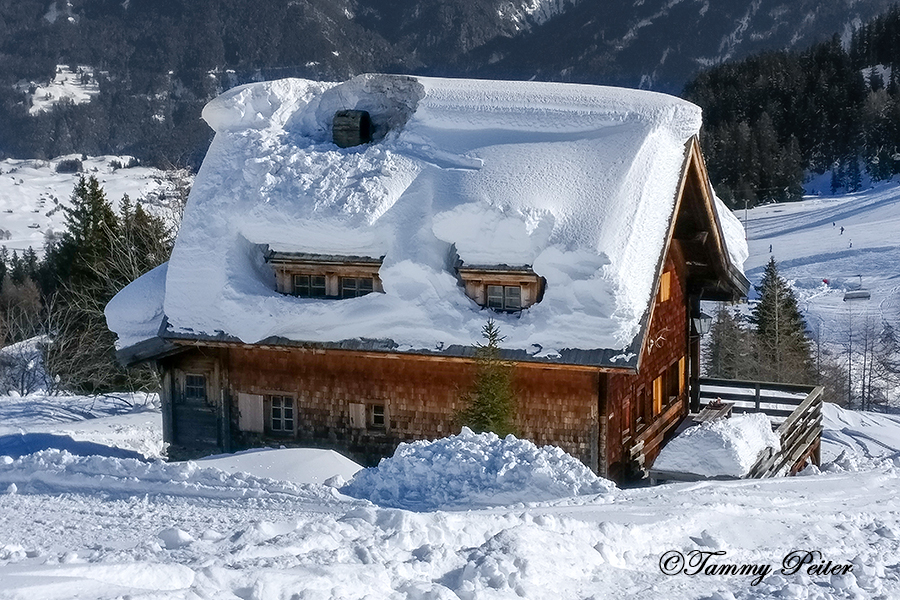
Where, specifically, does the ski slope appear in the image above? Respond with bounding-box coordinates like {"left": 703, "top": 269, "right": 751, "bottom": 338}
{"left": 744, "top": 183, "right": 900, "bottom": 356}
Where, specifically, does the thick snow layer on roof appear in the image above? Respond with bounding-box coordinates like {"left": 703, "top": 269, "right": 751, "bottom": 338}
{"left": 341, "top": 427, "right": 615, "bottom": 510}
{"left": 714, "top": 193, "right": 749, "bottom": 269}
{"left": 105, "top": 263, "right": 167, "bottom": 349}
{"left": 149, "top": 74, "right": 715, "bottom": 355}
{"left": 651, "top": 413, "right": 780, "bottom": 478}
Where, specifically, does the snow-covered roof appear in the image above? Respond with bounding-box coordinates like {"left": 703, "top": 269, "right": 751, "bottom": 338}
{"left": 107, "top": 74, "right": 747, "bottom": 365}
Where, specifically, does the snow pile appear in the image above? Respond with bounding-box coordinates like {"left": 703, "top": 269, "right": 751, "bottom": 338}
{"left": 652, "top": 413, "right": 780, "bottom": 478}
{"left": 129, "top": 73, "right": 740, "bottom": 361}
{"left": 342, "top": 427, "right": 615, "bottom": 510}
{"left": 0, "top": 450, "right": 344, "bottom": 504}
{"left": 195, "top": 447, "right": 363, "bottom": 485}
{"left": 0, "top": 392, "right": 164, "bottom": 459}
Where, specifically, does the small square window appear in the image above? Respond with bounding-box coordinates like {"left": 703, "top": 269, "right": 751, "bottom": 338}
{"left": 486, "top": 285, "right": 522, "bottom": 311}
{"left": 293, "top": 274, "right": 326, "bottom": 298}
{"left": 371, "top": 404, "right": 385, "bottom": 428}
{"left": 184, "top": 374, "right": 206, "bottom": 401}
{"left": 341, "top": 277, "right": 374, "bottom": 299}
{"left": 487, "top": 285, "right": 504, "bottom": 309}
{"left": 270, "top": 395, "right": 295, "bottom": 433}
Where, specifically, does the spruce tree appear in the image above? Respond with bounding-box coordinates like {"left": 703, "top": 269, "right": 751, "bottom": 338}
{"left": 42, "top": 177, "right": 173, "bottom": 393}
{"left": 749, "top": 257, "right": 813, "bottom": 383}
{"left": 704, "top": 304, "right": 752, "bottom": 380}
{"left": 458, "top": 319, "right": 517, "bottom": 437}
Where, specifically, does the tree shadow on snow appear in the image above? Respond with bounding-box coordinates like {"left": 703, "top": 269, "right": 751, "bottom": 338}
{"left": 0, "top": 433, "right": 146, "bottom": 460}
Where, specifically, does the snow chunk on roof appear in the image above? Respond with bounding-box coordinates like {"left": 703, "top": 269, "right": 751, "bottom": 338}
{"left": 714, "top": 193, "right": 749, "bottom": 270}
{"left": 105, "top": 263, "right": 167, "bottom": 349}
{"left": 161, "top": 74, "right": 706, "bottom": 355}
{"left": 652, "top": 413, "right": 780, "bottom": 478}
{"left": 341, "top": 427, "right": 616, "bottom": 510}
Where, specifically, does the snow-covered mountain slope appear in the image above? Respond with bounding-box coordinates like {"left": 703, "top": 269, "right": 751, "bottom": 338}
{"left": 465, "top": 0, "right": 898, "bottom": 90}
{"left": 743, "top": 182, "right": 900, "bottom": 401}
{"left": 0, "top": 156, "right": 190, "bottom": 256}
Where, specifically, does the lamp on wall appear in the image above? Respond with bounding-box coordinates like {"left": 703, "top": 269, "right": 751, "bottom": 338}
{"left": 691, "top": 311, "right": 712, "bottom": 336}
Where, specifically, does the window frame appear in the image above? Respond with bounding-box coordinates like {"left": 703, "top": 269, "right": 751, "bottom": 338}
{"left": 292, "top": 274, "right": 327, "bottom": 298}
{"left": 370, "top": 404, "right": 386, "bottom": 429}
{"left": 341, "top": 276, "right": 375, "bottom": 299}
{"left": 457, "top": 266, "right": 543, "bottom": 313}
{"left": 269, "top": 394, "right": 296, "bottom": 435}
{"left": 183, "top": 373, "right": 207, "bottom": 403}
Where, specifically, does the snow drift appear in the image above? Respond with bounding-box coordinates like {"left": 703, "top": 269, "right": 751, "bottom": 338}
{"left": 0, "top": 450, "right": 344, "bottom": 504}
{"left": 651, "top": 413, "right": 781, "bottom": 478}
{"left": 341, "top": 427, "right": 616, "bottom": 510}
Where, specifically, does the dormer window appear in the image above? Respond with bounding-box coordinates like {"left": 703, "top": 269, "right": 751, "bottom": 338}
{"left": 266, "top": 250, "right": 383, "bottom": 299}
{"left": 487, "top": 285, "right": 521, "bottom": 311}
{"left": 458, "top": 264, "right": 544, "bottom": 312}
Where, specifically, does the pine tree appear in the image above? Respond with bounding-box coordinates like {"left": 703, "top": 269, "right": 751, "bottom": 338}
{"left": 750, "top": 257, "right": 813, "bottom": 383}
{"left": 458, "top": 319, "right": 517, "bottom": 436}
{"left": 704, "top": 304, "right": 753, "bottom": 379}
{"left": 41, "top": 177, "right": 173, "bottom": 394}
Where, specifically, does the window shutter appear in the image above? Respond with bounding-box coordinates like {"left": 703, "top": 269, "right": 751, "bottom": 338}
{"left": 349, "top": 403, "right": 366, "bottom": 428}
{"left": 238, "top": 393, "right": 264, "bottom": 433}
{"left": 652, "top": 376, "right": 663, "bottom": 416}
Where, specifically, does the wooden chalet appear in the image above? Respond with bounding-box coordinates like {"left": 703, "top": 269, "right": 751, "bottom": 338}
{"left": 109, "top": 75, "right": 753, "bottom": 482}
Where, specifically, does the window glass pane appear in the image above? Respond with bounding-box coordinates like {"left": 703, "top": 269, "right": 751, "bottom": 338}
{"left": 292, "top": 274, "right": 309, "bottom": 296}
{"left": 504, "top": 286, "right": 521, "bottom": 309}
{"left": 487, "top": 285, "right": 504, "bottom": 309}
{"left": 185, "top": 374, "right": 206, "bottom": 400}
{"left": 371, "top": 405, "right": 385, "bottom": 427}
{"left": 310, "top": 276, "right": 326, "bottom": 297}
{"left": 341, "top": 277, "right": 374, "bottom": 298}
{"left": 271, "top": 396, "right": 295, "bottom": 432}
{"left": 341, "top": 277, "right": 357, "bottom": 298}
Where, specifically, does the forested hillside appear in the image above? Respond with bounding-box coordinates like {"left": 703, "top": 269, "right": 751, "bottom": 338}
{"left": 1, "top": 0, "right": 897, "bottom": 169}
{"left": 685, "top": 7, "right": 900, "bottom": 208}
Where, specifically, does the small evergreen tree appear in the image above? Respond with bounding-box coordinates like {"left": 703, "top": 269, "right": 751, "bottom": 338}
{"left": 458, "top": 319, "right": 517, "bottom": 437}
{"left": 750, "top": 257, "right": 813, "bottom": 383}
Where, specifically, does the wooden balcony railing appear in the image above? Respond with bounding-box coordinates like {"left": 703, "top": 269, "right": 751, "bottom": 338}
{"left": 650, "top": 378, "right": 823, "bottom": 483}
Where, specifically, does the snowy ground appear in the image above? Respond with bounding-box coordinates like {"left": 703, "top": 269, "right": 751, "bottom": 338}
{"left": 14, "top": 65, "right": 100, "bottom": 116}
{"left": 1, "top": 393, "right": 900, "bottom": 599}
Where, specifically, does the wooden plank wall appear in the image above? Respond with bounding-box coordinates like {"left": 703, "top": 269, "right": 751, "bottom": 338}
{"left": 605, "top": 244, "right": 691, "bottom": 480}
{"left": 223, "top": 346, "right": 601, "bottom": 468}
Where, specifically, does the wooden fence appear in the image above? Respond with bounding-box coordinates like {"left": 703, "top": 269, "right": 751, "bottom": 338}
{"left": 650, "top": 378, "right": 823, "bottom": 483}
